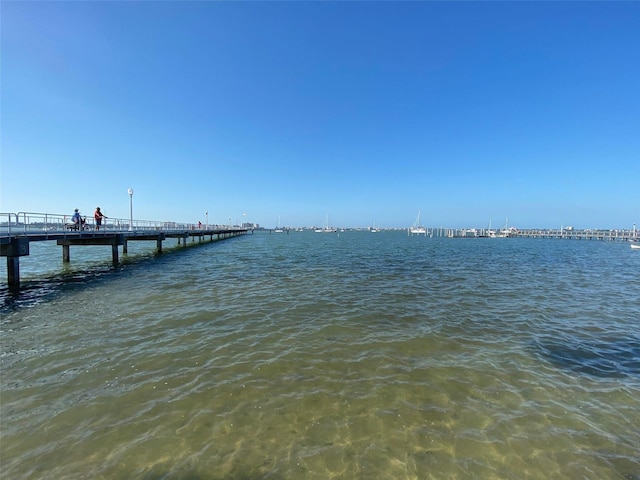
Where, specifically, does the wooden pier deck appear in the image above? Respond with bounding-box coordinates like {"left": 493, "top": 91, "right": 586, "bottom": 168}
{"left": 1, "top": 212, "right": 251, "bottom": 288}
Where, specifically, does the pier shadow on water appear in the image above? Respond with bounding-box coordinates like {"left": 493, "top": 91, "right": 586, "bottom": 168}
{"left": 535, "top": 334, "right": 640, "bottom": 379}
{"left": 0, "top": 241, "right": 212, "bottom": 315}
{"left": 0, "top": 266, "right": 119, "bottom": 314}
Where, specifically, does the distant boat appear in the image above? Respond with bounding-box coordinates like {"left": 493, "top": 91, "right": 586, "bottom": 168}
{"left": 370, "top": 222, "right": 380, "bottom": 233}
{"left": 484, "top": 218, "right": 511, "bottom": 238}
{"left": 274, "top": 216, "right": 284, "bottom": 233}
{"left": 484, "top": 219, "right": 497, "bottom": 238}
{"left": 496, "top": 218, "right": 513, "bottom": 238}
{"left": 315, "top": 214, "right": 337, "bottom": 233}
{"left": 631, "top": 239, "right": 640, "bottom": 250}
{"left": 409, "top": 211, "right": 427, "bottom": 235}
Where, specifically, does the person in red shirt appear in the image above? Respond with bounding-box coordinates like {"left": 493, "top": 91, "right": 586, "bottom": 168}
{"left": 94, "top": 207, "right": 107, "bottom": 230}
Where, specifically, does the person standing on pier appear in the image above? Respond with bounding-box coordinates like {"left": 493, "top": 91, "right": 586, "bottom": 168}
{"left": 94, "top": 207, "right": 107, "bottom": 230}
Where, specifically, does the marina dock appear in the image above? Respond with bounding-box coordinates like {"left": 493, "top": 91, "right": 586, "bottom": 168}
{"left": 438, "top": 227, "right": 638, "bottom": 241}
{"left": 1, "top": 212, "right": 250, "bottom": 288}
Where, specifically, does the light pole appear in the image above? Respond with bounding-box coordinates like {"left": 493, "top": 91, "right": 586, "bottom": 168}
{"left": 205, "top": 211, "right": 209, "bottom": 229}
{"left": 128, "top": 188, "right": 134, "bottom": 231}
{"left": 243, "top": 212, "right": 246, "bottom": 227}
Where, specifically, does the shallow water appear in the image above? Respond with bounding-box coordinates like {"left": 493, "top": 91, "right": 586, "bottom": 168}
{"left": 1, "top": 232, "right": 639, "bottom": 479}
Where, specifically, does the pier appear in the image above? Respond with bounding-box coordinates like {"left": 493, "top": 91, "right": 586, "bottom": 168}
{"left": 0, "top": 212, "right": 251, "bottom": 288}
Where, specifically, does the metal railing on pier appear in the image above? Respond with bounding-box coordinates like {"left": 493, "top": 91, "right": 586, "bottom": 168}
{"left": 0, "top": 212, "right": 244, "bottom": 236}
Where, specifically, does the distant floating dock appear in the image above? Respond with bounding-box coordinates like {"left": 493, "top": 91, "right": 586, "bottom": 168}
{"left": 1, "top": 212, "right": 251, "bottom": 288}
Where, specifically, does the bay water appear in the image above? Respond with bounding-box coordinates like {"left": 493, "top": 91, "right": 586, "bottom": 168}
{"left": 1, "top": 231, "right": 639, "bottom": 479}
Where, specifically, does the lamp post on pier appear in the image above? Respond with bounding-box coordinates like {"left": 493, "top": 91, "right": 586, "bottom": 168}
{"left": 206, "top": 211, "right": 209, "bottom": 229}
{"left": 128, "top": 188, "right": 134, "bottom": 231}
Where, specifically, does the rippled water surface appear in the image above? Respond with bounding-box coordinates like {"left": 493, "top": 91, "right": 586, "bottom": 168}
{"left": 1, "top": 232, "right": 639, "bottom": 479}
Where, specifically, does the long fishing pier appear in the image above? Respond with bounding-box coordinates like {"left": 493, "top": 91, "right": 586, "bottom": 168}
{"left": 1, "top": 212, "right": 251, "bottom": 288}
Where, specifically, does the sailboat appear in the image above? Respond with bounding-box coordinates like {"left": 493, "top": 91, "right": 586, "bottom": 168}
{"left": 409, "top": 211, "right": 427, "bottom": 235}
{"left": 496, "top": 217, "right": 513, "bottom": 237}
{"left": 370, "top": 222, "right": 380, "bottom": 233}
{"left": 274, "top": 216, "right": 284, "bottom": 233}
{"left": 315, "top": 214, "right": 337, "bottom": 233}
{"left": 484, "top": 218, "right": 508, "bottom": 238}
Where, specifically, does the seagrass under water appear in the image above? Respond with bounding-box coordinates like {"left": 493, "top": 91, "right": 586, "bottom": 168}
{"left": 1, "top": 231, "right": 639, "bottom": 479}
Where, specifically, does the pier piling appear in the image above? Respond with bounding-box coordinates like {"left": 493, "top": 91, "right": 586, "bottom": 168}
{"left": 1, "top": 238, "right": 30, "bottom": 288}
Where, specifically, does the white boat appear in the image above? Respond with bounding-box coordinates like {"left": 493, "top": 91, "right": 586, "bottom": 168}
{"left": 274, "top": 216, "right": 284, "bottom": 233}
{"left": 485, "top": 218, "right": 511, "bottom": 237}
{"left": 315, "top": 214, "right": 337, "bottom": 233}
{"left": 631, "top": 240, "right": 640, "bottom": 250}
{"left": 497, "top": 218, "right": 514, "bottom": 237}
{"left": 483, "top": 219, "right": 497, "bottom": 237}
{"left": 409, "top": 211, "right": 427, "bottom": 235}
{"left": 370, "top": 222, "right": 380, "bottom": 233}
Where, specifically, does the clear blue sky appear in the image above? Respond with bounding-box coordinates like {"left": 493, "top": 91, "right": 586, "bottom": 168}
{"left": 2, "top": 1, "right": 639, "bottom": 229}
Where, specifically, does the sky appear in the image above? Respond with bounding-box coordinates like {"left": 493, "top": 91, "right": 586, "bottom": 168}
{"left": 1, "top": 1, "right": 639, "bottom": 230}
